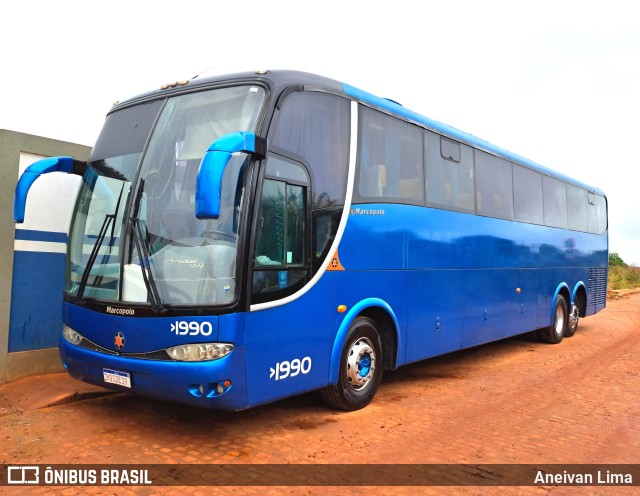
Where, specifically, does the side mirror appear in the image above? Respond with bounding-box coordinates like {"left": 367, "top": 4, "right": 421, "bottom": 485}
{"left": 195, "top": 132, "right": 267, "bottom": 219}
{"left": 13, "top": 156, "right": 87, "bottom": 223}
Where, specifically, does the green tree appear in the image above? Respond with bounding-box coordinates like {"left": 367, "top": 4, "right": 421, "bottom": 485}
{"left": 609, "top": 252, "right": 626, "bottom": 267}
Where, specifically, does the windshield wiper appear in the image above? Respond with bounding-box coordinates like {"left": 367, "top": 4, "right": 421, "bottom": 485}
{"left": 130, "top": 178, "right": 165, "bottom": 312}
{"left": 75, "top": 213, "right": 115, "bottom": 304}
{"left": 75, "top": 182, "right": 126, "bottom": 304}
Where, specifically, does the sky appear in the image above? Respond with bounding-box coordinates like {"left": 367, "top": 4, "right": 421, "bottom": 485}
{"left": 2, "top": 0, "right": 639, "bottom": 263}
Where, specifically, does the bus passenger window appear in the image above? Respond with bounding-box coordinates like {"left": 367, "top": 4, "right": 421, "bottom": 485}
{"left": 513, "top": 165, "right": 544, "bottom": 225}
{"left": 475, "top": 150, "right": 514, "bottom": 220}
{"left": 355, "top": 106, "right": 424, "bottom": 204}
{"left": 587, "top": 193, "right": 607, "bottom": 234}
{"left": 425, "top": 131, "right": 474, "bottom": 213}
{"left": 543, "top": 176, "right": 568, "bottom": 228}
{"left": 567, "top": 184, "right": 588, "bottom": 232}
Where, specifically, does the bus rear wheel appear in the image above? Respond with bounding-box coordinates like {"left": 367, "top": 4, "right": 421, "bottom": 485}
{"left": 538, "top": 294, "right": 568, "bottom": 344}
{"left": 565, "top": 303, "right": 580, "bottom": 337}
{"left": 565, "top": 292, "right": 584, "bottom": 337}
{"left": 321, "top": 317, "right": 383, "bottom": 411}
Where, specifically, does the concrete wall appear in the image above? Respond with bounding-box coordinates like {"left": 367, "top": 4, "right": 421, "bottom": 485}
{"left": 0, "top": 129, "right": 91, "bottom": 383}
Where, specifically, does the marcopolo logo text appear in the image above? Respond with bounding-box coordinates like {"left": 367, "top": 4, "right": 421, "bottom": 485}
{"left": 350, "top": 208, "right": 385, "bottom": 216}
{"left": 105, "top": 306, "right": 135, "bottom": 316}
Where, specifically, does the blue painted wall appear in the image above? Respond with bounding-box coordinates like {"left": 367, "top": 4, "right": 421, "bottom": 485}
{"left": 9, "top": 230, "right": 68, "bottom": 352}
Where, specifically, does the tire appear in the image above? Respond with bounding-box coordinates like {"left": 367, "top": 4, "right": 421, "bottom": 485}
{"left": 565, "top": 302, "right": 580, "bottom": 337}
{"left": 565, "top": 292, "right": 584, "bottom": 337}
{"left": 321, "top": 317, "right": 384, "bottom": 411}
{"left": 538, "top": 294, "right": 568, "bottom": 344}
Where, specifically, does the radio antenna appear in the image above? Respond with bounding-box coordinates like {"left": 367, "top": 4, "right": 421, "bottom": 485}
{"left": 191, "top": 64, "right": 217, "bottom": 80}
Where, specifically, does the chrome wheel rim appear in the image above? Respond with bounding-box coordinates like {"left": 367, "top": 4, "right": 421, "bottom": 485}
{"left": 346, "top": 337, "right": 376, "bottom": 391}
{"left": 554, "top": 303, "right": 565, "bottom": 336}
{"left": 569, "top": 304, "right": 579, "bottom": 331}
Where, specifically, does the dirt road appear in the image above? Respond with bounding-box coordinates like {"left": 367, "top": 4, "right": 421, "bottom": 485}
{"left": 1, "top": 293, "right": 639, "bottom": 495}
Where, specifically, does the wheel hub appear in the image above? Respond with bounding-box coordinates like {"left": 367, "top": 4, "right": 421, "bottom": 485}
{"left": 569, "top": 304, "right": 579, "bottom": 330}
{"left": 554, "top": 304, "right": 565, "bottom": 336}
{"left": 346, "top": 337, "right": 376, "bottom": 391}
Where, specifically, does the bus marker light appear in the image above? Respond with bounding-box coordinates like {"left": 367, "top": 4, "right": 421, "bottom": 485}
{"left": 516, "top": 288, "right": 522, "bottom": 293}
{"left": 337, "top": 305, "right": 347, "bottom": 313}
{"left": 161, "top": 80, "right": 189, "bottom": 90}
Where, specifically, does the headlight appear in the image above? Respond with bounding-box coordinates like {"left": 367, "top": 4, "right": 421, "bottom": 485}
{"left": 63, "top": 325, "right": 84, "bottom": 345}
{"left": 166, "top": 343, "right": 233, "bottom": 362}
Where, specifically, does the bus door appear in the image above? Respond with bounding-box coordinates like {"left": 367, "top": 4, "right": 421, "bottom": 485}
{"left": 244, "top": 154, "right": 332, "bottom": 406}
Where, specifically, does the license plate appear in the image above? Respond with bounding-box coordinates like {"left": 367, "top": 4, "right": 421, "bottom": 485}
{"left": 103, "top": 368, "right": 131, "bottom": 388}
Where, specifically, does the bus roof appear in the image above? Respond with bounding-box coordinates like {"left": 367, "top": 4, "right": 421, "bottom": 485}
{"left": 111, "top": 70, "right": 604, "bottom": 196}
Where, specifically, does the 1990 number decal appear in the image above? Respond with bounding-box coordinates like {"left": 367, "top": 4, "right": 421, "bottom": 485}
{"left": 170, "top": 321, "right": 213, "bottom": 336}
{"left": 270, "top": 357, "right": 312, "bottom": 381}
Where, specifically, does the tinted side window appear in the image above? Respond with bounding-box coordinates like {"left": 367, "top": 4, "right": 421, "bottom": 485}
{"left": 475, "top": 150, "right": 514, "bottom": 220}
{"left": 595, "top": 194, "right": 607, "bottom": 234}
{"left": 567, "top": 184, "right": 588, "bottom": 232}
{"left": 543, "top": 176, "right": 568, "bottom": 228}
{"left": 254, "top": 180, "right": 305, "bottom": 267}
{"left": 355, "top": 106, "right": 424, "bottom": 204}
{"left": 252, "top": 156, "right": 308, "bottom": 302}
{"left": 513, "top": 165, "right": 544, "bottom": 224}
{"left": 270, "top": 92, "right": 350, "bottom": 210}
{"left": 425, "top": 131, "right": 475, "bottom": 213}
{"left": 587, "top": 192, "right": 607, "bottom": 234}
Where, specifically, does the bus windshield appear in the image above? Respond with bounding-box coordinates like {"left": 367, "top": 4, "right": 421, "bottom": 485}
{"left": 66, "top": 85, "right": 266, "bottom": 307}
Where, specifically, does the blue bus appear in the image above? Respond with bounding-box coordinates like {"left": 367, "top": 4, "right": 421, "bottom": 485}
{"left": 14, "top": 70, "right": 608, "bottom": 411}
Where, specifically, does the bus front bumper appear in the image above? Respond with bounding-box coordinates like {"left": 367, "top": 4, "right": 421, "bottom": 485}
{"left": 59, "top": 338, "right": 249, "bottom": 410}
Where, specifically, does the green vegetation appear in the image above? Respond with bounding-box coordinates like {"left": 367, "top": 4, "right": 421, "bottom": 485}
{"left": 609, "top": 252, "right": 626, "bottom": 267}
{"left": 608, "top": 252, "right": 640, "bottom": 290}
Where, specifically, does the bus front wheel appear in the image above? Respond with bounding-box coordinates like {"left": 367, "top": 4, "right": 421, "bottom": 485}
{"left": 321, "top": 317, "right": 384, "bottom": 411}
{"left": 538, "top": 294, "right": 568, "bottom": 344}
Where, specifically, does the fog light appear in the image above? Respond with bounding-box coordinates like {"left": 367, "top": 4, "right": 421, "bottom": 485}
{"left": 188, "top": 384, "right": 205, "bottom": 397}
{"left": 206, "top": 380, "right": 232, "bottom": 398}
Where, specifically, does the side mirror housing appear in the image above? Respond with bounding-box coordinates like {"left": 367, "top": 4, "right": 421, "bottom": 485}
{"left": 195, "top": 132, "right": 267, "bottom": 219}
{"left": 13, "top": 156, "right": 87, "bottom": 223}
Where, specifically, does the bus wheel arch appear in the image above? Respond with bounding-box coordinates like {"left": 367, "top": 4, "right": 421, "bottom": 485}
{"left": 322, "top": 300, "right": 399, "bottom": 410}
{"left": 358, "top": 306, "right": 398, "bottom": 371}
{"left": 538, "top": 285, "right": 571, "bottom": 344}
